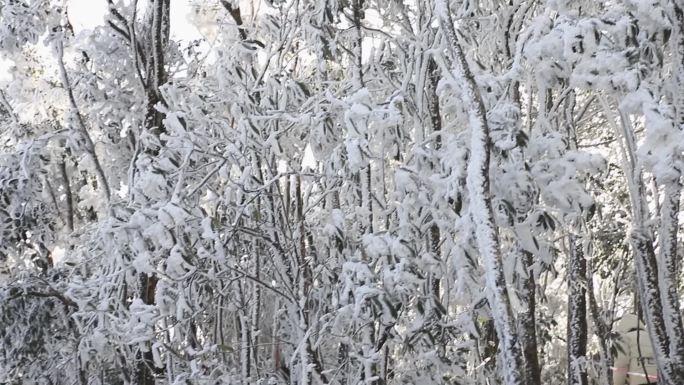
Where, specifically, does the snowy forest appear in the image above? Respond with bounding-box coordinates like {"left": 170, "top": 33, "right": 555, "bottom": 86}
{"left": 1, "top": 0, "right": 684, "bottom": 384}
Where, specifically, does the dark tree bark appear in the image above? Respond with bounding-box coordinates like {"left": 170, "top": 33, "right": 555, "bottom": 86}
{"left": 563, "top": 90, "right": 588, "bottom": 385}
{"left": 657, "top": 182, "right": 684, "bottom": 371}
{"left": 220, "top": 0, "right": 247, "bottom": 41}
{"left": 518, "top": 248, "right": 541, "bottom": 385}
{"left": 631, "top": 230, "right": 684, "bottom": 384}
{"left": 134, "top": 2, "right": 170, "bottom": 384}
{"left": 567, "top": 235, "right": 588, "bottom": 385}
{"left": 143, "top": 0, "right": 170, "bottom": 138}
{"left": 426, "top": 56, "right": 443, "bottom": 308}
{"left": 587, "top": 252, "right": 616, "bottom": 385}
{"left": 658, "top": 2, "right": 684, "bottom": 374}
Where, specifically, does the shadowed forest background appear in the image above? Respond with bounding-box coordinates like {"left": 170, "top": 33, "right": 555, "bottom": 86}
{"left": 1, "top": 0, "right": 684, "bottom": 384}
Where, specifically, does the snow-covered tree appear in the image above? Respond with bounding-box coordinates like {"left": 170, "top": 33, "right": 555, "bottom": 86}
{"left": 2, "top": 1, "right": 684, "bottom": 385}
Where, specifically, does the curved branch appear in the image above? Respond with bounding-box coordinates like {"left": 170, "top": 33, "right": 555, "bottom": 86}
{"left": 220, "top": 0, "right": 248, "bottom": 41}
{"left": 56, "top": 39, "right": 112, "bottom": 203}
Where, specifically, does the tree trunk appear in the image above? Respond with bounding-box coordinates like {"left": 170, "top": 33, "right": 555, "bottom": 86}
{"left": 426, "top": 56, "right": 443, "bottom": 311}
{"left": 586, "top": 252, "right": 614, "bottom": 385}
{"left": 567, "top": 235, "right": 588, "bottom": 385}
{"left": 519, "top": 248, "right": 541, "bottom": 385}
{"left": 606, "top": 98, "right": 684, "bottom": 385}
{"left": 631, "top": 230, "right": 684, "bottom": 384}
{"left": 661, "top": 2, "right": 684, "bottom": 373}
{"left": 134, "top": 1, "right": 170, "bottom": 384}
{"left": 657, "top": 182, "right": 684, "bottom": 372}
{"left": 437, "top": 2, "right": 524, "bottom": 384}
{"left": 144, "top": 0, "right": 170, "bottom": 137}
